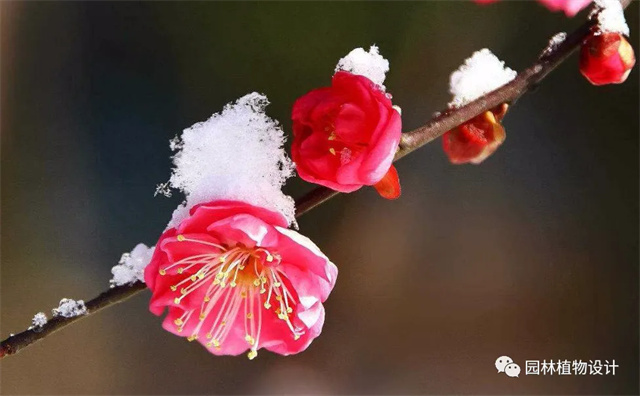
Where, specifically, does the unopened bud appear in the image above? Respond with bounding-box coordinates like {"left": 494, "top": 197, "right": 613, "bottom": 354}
{"left": 580, "top": 32, "right": 635, "bottom": 86}
{"left": 442, "top": 104, "right": 508, "bottom": 165}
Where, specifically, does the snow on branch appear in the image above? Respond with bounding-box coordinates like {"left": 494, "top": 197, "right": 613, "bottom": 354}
{"left": 111, "top": 244, "right": 155, "bottom": 287}
{"left": 448, "top": 49, "right": 517, "bottom": 108}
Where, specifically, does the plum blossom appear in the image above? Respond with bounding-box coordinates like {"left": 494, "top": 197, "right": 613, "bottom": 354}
{"left": 148, "top": 94, "right": 338, "bottom": 359}
{"left": 476, "top": 0, "right": 592, "bottom": 17}
{"left": 292, "top": 46, "right": 402, "bottom": 199}
{"left": 145, "top": 200, "right": 337, "bottom": 359}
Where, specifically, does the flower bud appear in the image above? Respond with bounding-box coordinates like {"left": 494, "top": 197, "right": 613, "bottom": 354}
{"left": 442, "top": 104, "right": 508, "bottom": 165}
{"left": 580, "top": 32, "right": 635, "bottom": 86}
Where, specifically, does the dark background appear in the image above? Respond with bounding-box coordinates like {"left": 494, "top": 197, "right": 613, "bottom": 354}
{"left": 1, "top": 1, "right": 638, "bottom": 394}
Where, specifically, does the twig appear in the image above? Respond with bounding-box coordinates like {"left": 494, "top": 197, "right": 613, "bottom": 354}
{"left": 0, "top": 0, "right": 631, "bottom": 359}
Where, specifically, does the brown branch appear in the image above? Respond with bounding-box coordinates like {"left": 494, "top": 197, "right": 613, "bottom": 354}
{"left": 1, "top": 0, "right": 631, "bottom": 359}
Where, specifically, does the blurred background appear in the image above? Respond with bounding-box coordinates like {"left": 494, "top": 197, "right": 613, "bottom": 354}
{"left": 1, "top": 1, "right": 638, "bottom": 394}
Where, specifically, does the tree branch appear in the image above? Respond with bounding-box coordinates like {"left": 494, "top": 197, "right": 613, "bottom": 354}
{"left": 1, "top": 0, "right": 631, "bottom": 359}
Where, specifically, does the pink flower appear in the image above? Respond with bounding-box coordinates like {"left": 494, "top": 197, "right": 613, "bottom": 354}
{"left": 291, "top": 71, "right": 402, "bottom": 199}
{"left": 144, "top": 200, "right": 337, "bottom": 359}
{"left": 476, "top": 0, "right": 591, "bottom": 17}
{"left": 580, "top": 32, "right": 635, "bottom": 85}
{"left": 538, "top": 0, "right": 592, "bottom": 16}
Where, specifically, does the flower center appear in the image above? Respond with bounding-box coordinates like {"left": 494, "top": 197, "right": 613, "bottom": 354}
{"left": 158, "top": 234, "right": 302, "bottom": 359}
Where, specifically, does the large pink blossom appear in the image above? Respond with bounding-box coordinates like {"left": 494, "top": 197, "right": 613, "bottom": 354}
{"left": 477, "top": 0, "right": 592, "bottom": 16}
{"left": 144, "top": 200, "right": 337, "bottom": 359}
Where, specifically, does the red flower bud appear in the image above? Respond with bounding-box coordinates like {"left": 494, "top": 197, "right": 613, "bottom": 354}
{"left": 580, "top": 32, "right": 635, "bottom": 86}
{"left": 442, "top": 104, "right": 507, "bottom": 165}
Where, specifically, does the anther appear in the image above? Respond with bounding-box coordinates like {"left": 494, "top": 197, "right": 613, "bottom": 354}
{"left": 170, "top": 285, "right": 177, "bottom": 291}
{"left": 159, "top": 269, "right": 166, "bottom": 275}
{"left": 177, "top": 235, "right": 185, "bottom": 242}
{"left": 199, "top": 313, "right": 206, "bottom": 321}
{"left": 329, "top": 148, "right": 336, "bottom": 155}
{"left": 264, "top": 302, "right": 271, "bottom": 309}
{"left": 187, "top": 335, "right": 197, "bottom": 342}
{"left": 174, "top": 298, "right": 181, "bottom": 304}
{"left": 247, "top": 350, "right": 257, "bottom": 360}
{"left": 174, "top": 318, "right": 184, "bottom": 326}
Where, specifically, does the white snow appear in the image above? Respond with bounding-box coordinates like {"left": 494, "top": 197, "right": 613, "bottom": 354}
{"left": 111, "top": 243, "right": 155, "bottom": 287}
{"left": 154, "top": 182, "right": 172, "bottom": 198}
{"left": 335, "top": 45, "right": 390, "bottom": 90}
{"left": 52, "top": 298, "right": 87, "bottom": 318}
{"left": 592, "top": 0, "right": 629, "bottom": 36}
{"left": 166, "top": 93, "right": 296, "bottom": 228}
{"left": 541, "top": 32, "right": 567, "bottom": 57}
{"left": 29, "top": 312, "right": 48, "bottom": 330}
{"left": 448, "top": 49, "right": 517, "bottom": 108}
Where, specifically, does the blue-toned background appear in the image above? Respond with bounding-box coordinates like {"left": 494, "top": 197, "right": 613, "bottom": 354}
{"left": 2, "top": 1, "right": 638, "bottom": 394}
